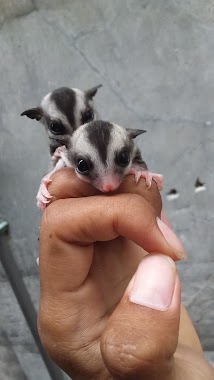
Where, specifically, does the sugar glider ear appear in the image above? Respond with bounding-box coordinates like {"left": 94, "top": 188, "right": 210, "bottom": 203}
{"left": 21, "top": 107, "right": 43, "bottom": 121}
{"left": 85, "top": 84, "right": 102, "bottom": 100}
{"left": 127, "top": 128, "right": 147, "bottom": 139}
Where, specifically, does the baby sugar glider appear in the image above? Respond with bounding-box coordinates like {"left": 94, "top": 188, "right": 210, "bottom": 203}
{"left": 37, "top": 120, "right": 163, "bottom": 209}
{"left": 21, "top": 84, "right": 102, "bottom": 155}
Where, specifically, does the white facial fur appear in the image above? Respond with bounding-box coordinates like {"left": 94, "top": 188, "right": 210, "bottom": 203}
{"left": 73, "top": 88, "right": 87, "bottom": 127}
{"left": 70, "top": 123, "right": 101, "bottom": 166}
{"left": 68, "top": 122, "right": 135, "bottom": 191}
{"left": 41, "top": 92, "right": 71, "bottom": 129}
{"left": 41, "top": 89, "right": 99, "bottom": 133}
{"left": 74, "top": 89, "right": 100, "bottom": 122}
{"left": 106, "top": 123, "right": 132, "bottom": 172}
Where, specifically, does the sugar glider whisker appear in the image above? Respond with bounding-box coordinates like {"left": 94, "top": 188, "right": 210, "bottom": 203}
{"left": 36, "top": 120, "right": 163, "bottom": 210}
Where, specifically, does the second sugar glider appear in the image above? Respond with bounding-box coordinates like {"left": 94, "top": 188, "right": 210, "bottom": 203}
{"left": 37, "top": 120, "right": 163, "bottom": 209}
{"left": 21, "top": 84, "right": 102, "bottom": 155}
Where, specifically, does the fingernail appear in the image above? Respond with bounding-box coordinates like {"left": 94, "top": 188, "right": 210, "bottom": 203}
{"left": 130, "top": 255, "right": 176, "bottom": 311}
{"left": 157, "top": 217, "right": 187, "bottom": 260}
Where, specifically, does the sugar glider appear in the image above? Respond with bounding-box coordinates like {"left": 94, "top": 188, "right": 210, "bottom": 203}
{"left": 36, "top": 120, "right": 163, "bottom": 210}
{"left": 21, "top": 84, "right": 102, "bottom": 155}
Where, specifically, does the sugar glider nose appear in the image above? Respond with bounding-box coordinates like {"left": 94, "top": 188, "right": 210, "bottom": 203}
{"left": 98, "top": 175, "right": 121, "bottom": 192}
{"left": 103, "top": 184, "right": 114, "bottom": 192}
{"left": 99, "top": 181, "right": 119, "bottom": 192}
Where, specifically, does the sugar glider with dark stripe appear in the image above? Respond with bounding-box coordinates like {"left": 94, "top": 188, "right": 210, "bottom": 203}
{"left": 36, "top": 120, "right": 163, "bottom": 210}
{"left": 21, "top": 85, "right": 102, "bottom": 155}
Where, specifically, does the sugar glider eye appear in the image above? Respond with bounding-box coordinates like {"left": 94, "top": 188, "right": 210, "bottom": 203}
{"left": 116, "top": 150, "right": 130, "bottom": 167}
{"left": 81, "top": 109, "right": 94, "bottom": 124}
{"left": 49, "top": 121, "right": 66, "bottom": 135}
{"left": 76, "top": 159, "right": 90, "bottom": 174}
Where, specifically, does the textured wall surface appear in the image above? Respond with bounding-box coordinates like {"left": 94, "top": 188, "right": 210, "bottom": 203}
{"left": 0, "top": 0, "right": 213, "bottom": 377}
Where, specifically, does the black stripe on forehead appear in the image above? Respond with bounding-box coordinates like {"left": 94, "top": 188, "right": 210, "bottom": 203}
{"left": 50, "top": 87, "right": 76, "bottom": 129}
{"left": 87, "top": 121, "right": 113, "bottom": 165}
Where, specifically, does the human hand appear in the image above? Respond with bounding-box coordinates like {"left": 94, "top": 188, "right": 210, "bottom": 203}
{"left": 38, "top": 169, "right": 213, "bottom": 380}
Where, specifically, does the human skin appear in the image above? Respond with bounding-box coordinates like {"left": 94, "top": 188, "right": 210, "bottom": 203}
{"left": 38, "top": 169, "right": 214, "bottom": 380}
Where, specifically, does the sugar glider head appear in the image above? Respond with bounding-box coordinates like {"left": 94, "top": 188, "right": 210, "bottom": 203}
{"left": 21, "top": 85, "right": 102, "bottom": 154}
{"left": 68, "top": 120, "right": 146, "bottom": 192}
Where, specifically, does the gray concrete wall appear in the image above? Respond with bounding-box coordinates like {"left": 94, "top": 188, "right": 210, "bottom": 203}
{"left": 0, "top": 0, "right": 213, "bottom": 377}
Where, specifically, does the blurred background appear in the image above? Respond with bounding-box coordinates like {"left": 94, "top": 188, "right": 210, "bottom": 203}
{"left": 0, "top": 0, "right": 213, "bottom": 379}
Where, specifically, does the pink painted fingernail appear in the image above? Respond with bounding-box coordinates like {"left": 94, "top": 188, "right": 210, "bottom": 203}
{"left": 157, "top": 217, "right": 187, "bottom": 260}
{"left": 129, "top": 255, "right": 176, "bottom": 311}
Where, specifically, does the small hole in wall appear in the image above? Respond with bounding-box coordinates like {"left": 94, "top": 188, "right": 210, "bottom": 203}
{"left": 195, "top": 178, "right": 206, "bottom": 193}
{"left": 166, "top": 188, "right": 180, "bottom": 200}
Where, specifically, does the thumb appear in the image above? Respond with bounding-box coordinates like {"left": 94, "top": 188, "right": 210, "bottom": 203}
{"left": 101, "top": 254, "right": 180, "bottom": 380}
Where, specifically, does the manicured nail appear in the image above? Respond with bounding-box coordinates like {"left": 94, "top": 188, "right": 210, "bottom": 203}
{"left": 157, "top": 217, "right": 187, "bottom": 260}
{"left": 130, "top": 255, "right": 176, "bottom": 311}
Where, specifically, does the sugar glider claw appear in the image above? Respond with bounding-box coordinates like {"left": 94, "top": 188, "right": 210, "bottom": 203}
{"left": 136, "top": 171, "right": 153, "bottom": 189}
{"left": 150, "top": 173, "right": 163, "bottom": 191}
{"left": 36, "top": 177, "right": 53, "bottom": 211}
{"left": 129, "top": 168, "right": 163, "bottom": 191}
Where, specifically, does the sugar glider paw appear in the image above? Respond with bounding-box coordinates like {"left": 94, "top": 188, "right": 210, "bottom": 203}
{"left": 150, "top": 173, "right": 164, "bottom": 191}
{"left": 129, "top": 168, "right": 163, "bottom": 190}
{"left": 52, "top": 146, "right": 71, "bottom": 169}
{"left": 135, "top": 170, "right": 153, "bottom": 189}
{"left": 51, "top": 145, "right": 67, "bottom": 164}
{"left": 36, "top": 177, "right": 53, "bottom": 211}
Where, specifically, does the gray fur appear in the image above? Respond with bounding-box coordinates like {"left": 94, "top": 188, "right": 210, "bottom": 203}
{"left": 21, "top": 85, "right": 102, "bottom": 155}
{"left": 67, "top": 120, "right": 147, "bottom": 191}
{"left": 87, "top": 120, "right": 113, "bottom": 164}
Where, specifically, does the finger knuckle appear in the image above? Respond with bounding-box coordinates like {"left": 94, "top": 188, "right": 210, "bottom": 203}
{"left": 122, "top": 193, "right": 143, "bottom": 210}
{"left": 102, "top": 332, "right": 144, "bottom": 377}
{"left": 40, "top": 200, "right": 64, "bottom": 238}
{"left": 102, "top": 319, "right": 175, "bottom": 378}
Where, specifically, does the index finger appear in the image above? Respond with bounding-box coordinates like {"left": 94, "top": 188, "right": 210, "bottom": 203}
{"left": 39, "top": 192, "right": 185, "bottom": 291}
{"left": 47, "top": 168, "right": 162, "bottom": 216}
